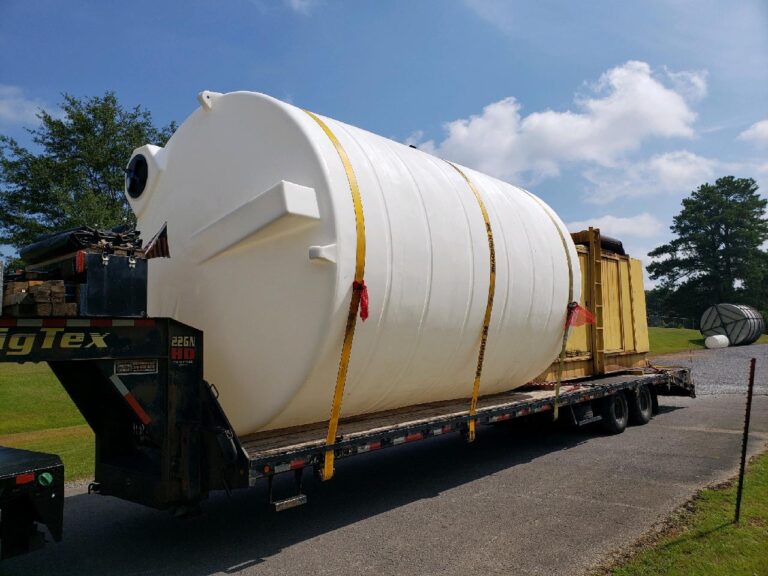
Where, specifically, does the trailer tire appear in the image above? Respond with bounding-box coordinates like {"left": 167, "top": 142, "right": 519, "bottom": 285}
{"left": 651, "top": 388, "right": 659, "bottom": 415}
{"left": 599, "top": 393, "right": 628, "bottom": 434}
{"left": 627, "top": 385, "right": 653, "bottom": 425}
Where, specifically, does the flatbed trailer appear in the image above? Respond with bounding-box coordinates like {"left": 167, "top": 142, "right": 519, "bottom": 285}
{"left": 0, "top": 315, "right": 693, "bottom": 557}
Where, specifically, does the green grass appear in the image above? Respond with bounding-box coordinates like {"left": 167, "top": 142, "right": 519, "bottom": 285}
{"left": 0, "top": 362, "right": 85, "bottom": 435}
{"left": 0, "top": 426, "right": 93, "bottom": 481}
{"left": 649, "top": 327, "right": 768, "bottom": 356}
{"left": 608, "top": 451, "right": 768, "bottom": 576}
{"left": 0, "top": 362, "right": 92, "bottom": 481}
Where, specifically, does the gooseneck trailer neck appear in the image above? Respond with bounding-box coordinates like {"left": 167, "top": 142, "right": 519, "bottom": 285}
{"left": 0, "top": 315, "right": 249, "bottom": 559}
{"left": 0, "top": 317, "right": 246, "bottom": 510}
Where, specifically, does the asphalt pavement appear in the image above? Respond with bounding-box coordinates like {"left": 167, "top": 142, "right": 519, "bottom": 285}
{"left": 2, "top": 346, "right": 767, "bottom": 576}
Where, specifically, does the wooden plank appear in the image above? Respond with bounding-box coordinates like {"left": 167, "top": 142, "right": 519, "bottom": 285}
{"left": 629, "top": 258, "right": 650, "bottom": 352}
{"left": 619, "top": 259, "right": 635, "bottom": 351}
{"left": 566, "top": 251, "right": 591, "bottom": 355}
{"left": 3, "top": 292, "right": 30, "bottom": 307}
{"left": 588, "top": 228, "right": 606, "bottom": 374}
{"left": 602, "top": 259, "right": 622, "bottom": 351}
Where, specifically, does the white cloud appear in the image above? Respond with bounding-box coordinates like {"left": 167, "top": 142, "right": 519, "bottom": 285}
{"left": 0, "top": 85, "right": 47, "bottom": 125}
{"left": 582, "top": 150, "right": 717, "bottom": 203}
{"left": 738, "top": 118, "right": 768, "bottom": 147}
{"left": 284, "top": 0, "right": 317, "bottom": 15}
{"left": 462, "top": 0, "right": 515, "bottom": 34}
{"left": 566, "top": 213, "right": 664, "bottom": 238}
{"left": 404, "top": 130, "right": 426, "bottom": 148}
{"left": 412, "top": 61, "right": 702, "bottom": 183}
{"left": 665, "top": 68, "right": 708, "bottom": 102}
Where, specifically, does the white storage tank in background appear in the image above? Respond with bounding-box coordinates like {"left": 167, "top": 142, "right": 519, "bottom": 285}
{"left": 704, "top": 335, "right": 730, "bottom": 349}
{"left": 700, "top": 304, "right": 765, "bottom": 346}
{"left": 126, "top": 91, "right": 580, "bottom": 436}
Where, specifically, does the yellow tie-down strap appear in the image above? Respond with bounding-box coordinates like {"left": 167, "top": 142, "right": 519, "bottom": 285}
{"left": 304, "top": 110, "right": 367, "bottom": 481}
{"left": 525, "top": 192, "right": 574, "bottom": 419}
{"left": 446, "top": 161, "right": 496, "bottom": 442}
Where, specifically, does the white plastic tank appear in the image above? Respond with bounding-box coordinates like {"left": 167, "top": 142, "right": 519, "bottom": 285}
{"left": 126, "top": 91, "right": 580, "bottom": 435}
{"left": 704, "top": 335, "right": 729, "bottom": 349}
{"left": 700, "top": 304, "right": 765, "bottom": 346}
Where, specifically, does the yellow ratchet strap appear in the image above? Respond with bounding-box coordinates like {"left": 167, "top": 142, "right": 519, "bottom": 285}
{"left": 304, "top": 109, "right": 367, "bottom": 481}
{"left": 447, "top": 161, "right": 496, "bottom": 442}
{"left": 526, "top": 193, "right": 574, "bottom": 419}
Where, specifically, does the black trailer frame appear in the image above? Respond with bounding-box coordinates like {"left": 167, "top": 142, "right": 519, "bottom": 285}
{"left": 0, "top": 447, "right": 64, "bottom": 559}
{"left": 0, "top": 315, "right": 694, "bottom": 554}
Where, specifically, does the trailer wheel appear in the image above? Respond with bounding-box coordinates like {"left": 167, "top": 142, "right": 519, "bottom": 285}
{"left": 651, "top": 388, "right": 659, "bottom": 415}
{"left": 627, "top": 385, "right": 653, "bottom": 425}
{"left": 599, "top": 393, "right": 628, "bottom": 434}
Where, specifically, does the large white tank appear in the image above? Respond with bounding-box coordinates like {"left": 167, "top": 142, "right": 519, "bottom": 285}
{"left": 700, "top": 304, "right": 765, "bottom": 346}
{"left": 126, "top": 91, "right": 580, "bottom": 436}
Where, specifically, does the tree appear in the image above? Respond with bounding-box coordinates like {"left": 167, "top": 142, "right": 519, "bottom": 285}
{"left": 647, "top": 176, "right": 768, "bottom": 319}
{"left": 0, "top": 92, "right": 175, "bottom": 251}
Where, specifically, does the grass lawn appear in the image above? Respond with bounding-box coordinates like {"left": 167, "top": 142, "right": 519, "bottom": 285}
{"left": 649, "top": 327, "right": 768, "bottom": 356}
{"left": 0, "top": 425, "right": 93, "bottom": 481}
{"left": 0, "top": 362, "right": 92, "bottom": 481}
{"left": 607, "top": 451, "right": 768, "bottom": 576}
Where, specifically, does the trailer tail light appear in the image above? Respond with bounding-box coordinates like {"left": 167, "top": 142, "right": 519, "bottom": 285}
{"left": 15, "top": 473, "right": 35, "bottom": 485}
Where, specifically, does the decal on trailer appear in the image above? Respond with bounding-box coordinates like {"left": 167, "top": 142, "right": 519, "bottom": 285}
{"left": 0, "top": 328, "right": 109, "bottom": 356}
{"left": 170, "top": 335, "right": 197, "bottom": 365}
{"left": 115, "top": 359, "right": 158, "bottom": 375}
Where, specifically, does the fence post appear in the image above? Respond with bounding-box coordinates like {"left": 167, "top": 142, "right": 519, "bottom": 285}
{"left": 734, "top": 357, "right": 756, "bottom": 524}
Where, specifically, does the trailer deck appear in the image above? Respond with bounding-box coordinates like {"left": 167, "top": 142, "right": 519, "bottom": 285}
{"left": 244, "top": 368, "right": 693, "bottom": 483}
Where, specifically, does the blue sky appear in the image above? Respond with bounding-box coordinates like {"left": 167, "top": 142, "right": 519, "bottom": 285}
{"left": 1, "top": 0, "right": 767, "bottom": 270}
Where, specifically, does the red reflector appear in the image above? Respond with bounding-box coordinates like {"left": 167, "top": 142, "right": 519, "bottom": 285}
{"left": 75, "top": 250, "right": 86, "bottom": 274}
{"left": 405, "top": 432, "right": 423, "bottom": 442}
{"left": 16, "top": 473, "right": 35, "bottom": 485}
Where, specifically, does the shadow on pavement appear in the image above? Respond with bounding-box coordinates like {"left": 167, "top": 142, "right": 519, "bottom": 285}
{"left": 1, "top": 411, "right": 664, "bottom": 575}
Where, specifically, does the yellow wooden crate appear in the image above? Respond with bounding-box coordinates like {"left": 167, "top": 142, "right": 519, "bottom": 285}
{"left": 539, "top": 227, "right": 649, "bottom": 381}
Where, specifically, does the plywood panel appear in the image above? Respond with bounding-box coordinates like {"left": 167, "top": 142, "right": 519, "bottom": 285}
{"left": 629, "top": 258, "right": 650, "bottom": 352}
{"left": 602, "top": 259, "right": 623, "bottom": 351}
{"left": 619, "top": 259, "right": 635, "bottom": 351}
{"left": 566, "top": 251, "right": 591, "bottom": 354}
